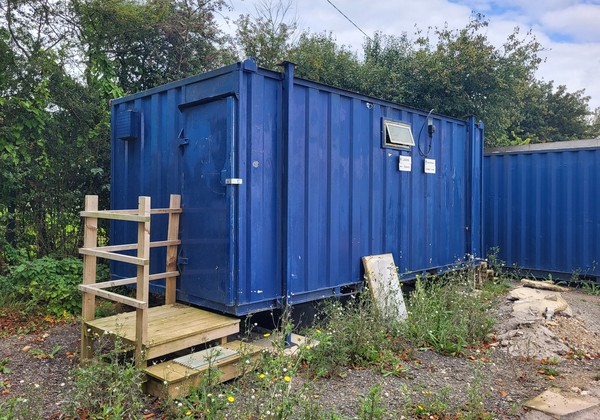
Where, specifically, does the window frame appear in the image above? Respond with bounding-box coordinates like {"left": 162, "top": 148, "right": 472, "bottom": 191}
{"left": 382, "top": 118, "right": 415, "bottom": 150}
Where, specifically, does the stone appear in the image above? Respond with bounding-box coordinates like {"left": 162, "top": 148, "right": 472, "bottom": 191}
{"left": 524, "top": 388, "right": 600, "bottom": 418}
{"left": 509, "top": 287, "right": 571, "bottom": 317}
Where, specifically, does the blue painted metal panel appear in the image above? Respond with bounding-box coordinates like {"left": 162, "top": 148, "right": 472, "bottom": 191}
{"left": 484, "top": 141, "right": 600, "bottom": 281}
{"left": 283, "top": 72, "right": 483, "bottom": 304}
{"left": 111, "top": 59, "right": 484, "bottom": 315}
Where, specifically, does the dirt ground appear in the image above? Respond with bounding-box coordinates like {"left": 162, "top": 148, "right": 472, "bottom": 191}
{"left": 1, "top": 284, "right": 599, "bottom": 418}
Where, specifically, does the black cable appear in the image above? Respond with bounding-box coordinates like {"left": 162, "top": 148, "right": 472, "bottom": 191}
{"left": 325, "top": 0, "right": 371, "bottom": 41}
{"left": 417, "top": 109, "right": 434, "bottom": 157}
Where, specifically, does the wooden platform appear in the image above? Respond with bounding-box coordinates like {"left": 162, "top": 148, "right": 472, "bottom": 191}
{"left": 84, "top": 304, "right": 240, "bottom": 360}
{"left": 144, "top": 340, "right": 263, "bottom": 398}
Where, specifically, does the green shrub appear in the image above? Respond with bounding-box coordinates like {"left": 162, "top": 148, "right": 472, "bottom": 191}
{"left": 302, "top": 292, "right": 405, "bottom": 379}
{"left": 401, "top": 271, "right": 498, "bottom": 355}
{"left": 63, "top": 339, "right": 146, "bottom": 419}
{"left": 358, "top": 384, "right": 385, "bottom": 420}
{"left": 0, "top": 257, "right": 84, "bottom": 316}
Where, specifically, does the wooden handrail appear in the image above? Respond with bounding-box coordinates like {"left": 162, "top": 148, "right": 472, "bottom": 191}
{"left": 79, "top": 248, "right": 149, "bottom": 265}
{"left": 79, "top": 285, "right": 148, "bottom": 309}
{"left": 79, "top": 194, "right": 182, "bottom": 368}
{"left": 80, "top": 207, "right": 182, "bottom": 219}
{"left": 88, "top": 271, "right": 180, "bottom": 289}
{"left": 84, "top": 239, "right": 181, "bottom": 253}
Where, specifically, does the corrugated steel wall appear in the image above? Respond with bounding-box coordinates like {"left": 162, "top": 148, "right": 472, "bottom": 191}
{"left": 283, "top": 70, "right": 483, "bottom": 304}
{"left": 484, "top": 140, "right": 600, "bottom": 280}
{"left": 110, "top": 59, "right": 484, "bottom": 315}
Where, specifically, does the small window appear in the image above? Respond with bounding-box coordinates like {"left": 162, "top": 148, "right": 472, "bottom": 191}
{"left": 383, "top": 119, "right": 414, "bottom": 149}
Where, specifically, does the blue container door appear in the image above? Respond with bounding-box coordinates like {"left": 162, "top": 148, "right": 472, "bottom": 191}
{"left": 178, "top": 97, "right": 237, "bottom": 307}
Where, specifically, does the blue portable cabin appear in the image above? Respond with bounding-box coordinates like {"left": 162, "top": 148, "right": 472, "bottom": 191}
{"left": 484, "top": 140, "right": 600, "bottom": 282}
{"left": 110, "top": 58, "right": 484, "bottom": 316}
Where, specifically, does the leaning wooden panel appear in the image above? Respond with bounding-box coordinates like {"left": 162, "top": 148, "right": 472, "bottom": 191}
{"left": 362, "top": 253, "right": 407, "bottom": 322}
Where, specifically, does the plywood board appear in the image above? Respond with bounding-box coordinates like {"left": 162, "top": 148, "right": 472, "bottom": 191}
{"left": 362, "top": 254, "right": 407, "bottom": 321}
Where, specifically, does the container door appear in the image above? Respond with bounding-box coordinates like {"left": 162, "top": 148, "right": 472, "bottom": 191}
{"left": 178, "top": 97, "right": 237, "bottom": 307}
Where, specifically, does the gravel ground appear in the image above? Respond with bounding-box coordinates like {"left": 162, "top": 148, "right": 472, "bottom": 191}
{"left": 1, "top": 286, "right": 599, "bottom": 418}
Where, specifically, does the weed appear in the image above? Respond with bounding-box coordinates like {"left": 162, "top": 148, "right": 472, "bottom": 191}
{"left": 538, "top": 366, "right": 560, "bottom": 377}
{"left": 358, "top": 384, "right": 385, "bottom": 420}
{"left": 509, "top": 401, "right": 521, "bottom": 416}
{"left": 541, "top": 356, "right": 560, "bottom": 366}
{"left": 464, "top": 363, "right": 491, "bottom": 419}
{"left": 29, "top": 345, "right": 63, "bottom": 360}
{"left": 581, "top": 281, "right": 600, "bottom": 296}
{"left": 401, "top": 269, "right": 500, "bottom": 355}
{"left": 0, "top": 358, "right": 10, "bottom": 374}
{"left": 160, "top": 347, "right": 231, "bottom": 419}
{"left": 0, "top": 384, "right": 44, "bottom": 420}
{"left": 401, "top": 383, "right": 453, "bottom": 418}
{"left": 62, "top": 338, "right": 146, "bottom": 419}
{"left": 302, "top": 291, "right": 405, "bottom": 379}
{"left": 95, "top": 299, "right": 122, "bottom": 318}
{"left": 231, "top": 310, "right": 312, "bottom": 419}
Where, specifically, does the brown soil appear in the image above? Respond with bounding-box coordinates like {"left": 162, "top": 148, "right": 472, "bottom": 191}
{"left": 1, "top": 286, "right": 599, "bottom": 418}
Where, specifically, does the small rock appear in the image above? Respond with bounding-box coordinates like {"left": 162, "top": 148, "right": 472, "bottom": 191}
{"left": 571, "top": 387, "right": 582, "bottom": 394}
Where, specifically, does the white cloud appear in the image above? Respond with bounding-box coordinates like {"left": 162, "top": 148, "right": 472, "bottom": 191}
{"left": 541, "top": 4, "right": 600, "bottom": 42}
{"left": 219, "top": 0, "right": 600, "bottom": 109}
{"left": 538, "top": 41, "right": 600, "bottom": 107}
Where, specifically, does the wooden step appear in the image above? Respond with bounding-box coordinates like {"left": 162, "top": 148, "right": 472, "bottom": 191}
{"left": 143, "top": 340, "right": 263, "bottom": 398}
{"left": 85, "top": 304, "right": 240, "bottom": 360}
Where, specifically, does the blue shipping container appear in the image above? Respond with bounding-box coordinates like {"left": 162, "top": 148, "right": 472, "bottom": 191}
{"left": 111, "top": 59, "right": 484, "bottom": 315}
{"left": 484, "top": 140, "right": 600, "bottom": 281}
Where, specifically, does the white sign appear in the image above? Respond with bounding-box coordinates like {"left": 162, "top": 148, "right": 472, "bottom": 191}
{"left": 398, "top": 155, "right": 412, "bottom": 172}
{"left": 424, "top": 158, "right": 436, "bottom": 174}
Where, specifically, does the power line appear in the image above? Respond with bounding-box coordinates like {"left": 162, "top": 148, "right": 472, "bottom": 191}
{"left": 325, "top": 0, "right": 371, "bottom": 41}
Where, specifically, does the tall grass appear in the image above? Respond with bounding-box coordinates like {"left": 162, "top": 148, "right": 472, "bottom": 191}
{"left": 401, "top": 270, "right": 505, "bottom": 355}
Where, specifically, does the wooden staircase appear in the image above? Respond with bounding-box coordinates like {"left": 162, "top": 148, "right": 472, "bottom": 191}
{"left": 78, "top": 195, "right": 249, "bottom": 397}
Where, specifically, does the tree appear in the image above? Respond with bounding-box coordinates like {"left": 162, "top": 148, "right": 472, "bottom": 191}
{"left": 512, "top": 81, "right": 593, "bottom": 142}
{"left": 361, "top": 32, "right": 415, "bottom": 103}
{"left": 288, "top": 31, "right": 362, "bottom": 92}
{"left": 589, "top": 108, "right": 600, "bottom": 139}
{"left": 394, "top": 17, "right": 542, "bottom": 145}
{"left": 72, "top": 0, "right": 231, "bottom": 94}
{"left": 1, "top": 0, "right": 233, "bottom": 261}
{"left": 235, "top": 0, "right": 297, "bottom": 70}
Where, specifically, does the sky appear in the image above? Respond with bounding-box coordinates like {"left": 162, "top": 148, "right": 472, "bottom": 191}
{"left": 218, "top": 0, "right": 600, "bottom": 110}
